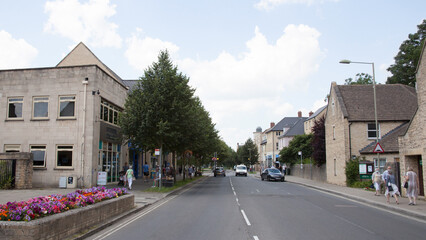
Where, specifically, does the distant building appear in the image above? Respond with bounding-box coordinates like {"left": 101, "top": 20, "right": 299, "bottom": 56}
{"left": 304, "top": 105, "right": 327, "bottom": 134}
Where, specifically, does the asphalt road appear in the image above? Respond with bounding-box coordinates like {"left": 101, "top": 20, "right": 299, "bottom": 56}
{"left": 88, "top": 171, "right": 426, "bottom": 240}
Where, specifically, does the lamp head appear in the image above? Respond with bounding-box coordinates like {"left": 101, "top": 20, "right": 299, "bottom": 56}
{"left": 339, "top": 59, "right": 351, "bottom": 64}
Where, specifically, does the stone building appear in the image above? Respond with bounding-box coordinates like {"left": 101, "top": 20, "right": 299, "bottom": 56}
{"left": 0, "top": 43, "right": 131, "bottom": 188}
{"left": 325, "top": 82, "right": 417, "bottom": 185}
{"left": 304, "top": 105, "right": 327, "bottom": 134}
{"left": 398, "top": 43, "right": 426, "bottom": 198}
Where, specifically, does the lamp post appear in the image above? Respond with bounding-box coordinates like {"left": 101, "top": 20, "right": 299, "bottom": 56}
{"left": 339, "top": 60, "right": 380, "bottom": 163}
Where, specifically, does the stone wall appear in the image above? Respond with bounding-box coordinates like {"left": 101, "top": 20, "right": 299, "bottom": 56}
{"left": 290, "top": 164, "right": 327, "bottom": 182}
{"left": 0, "top": 194, "right": 134, "bottom": 240}
{"left": 0, "top": 153, "right": 32, "bottom": 189}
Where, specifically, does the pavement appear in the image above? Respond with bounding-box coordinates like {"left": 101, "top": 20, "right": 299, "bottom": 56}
{"left": 1, "top": 171, "right": 425, "bottom": 232}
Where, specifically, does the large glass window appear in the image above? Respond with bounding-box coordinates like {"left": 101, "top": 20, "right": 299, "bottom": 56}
{"left": 100, "top": 100, "right": 121, "bottom": 126}
{"left": 59, "top": 96, "right": 75, "bottom": 118}
{"left": 56, "top": 145, "right": 73, "bottom": 167}
{"left": 374, "top": 158, "right": 387, "bottom": 173}
{"left": 7, "top": 97, "right": 23, "bottom": 119}
{"left": 367, "top": 123, "right": 380, "bottom": 139}
{"left": 101, "top": 141, "right": 121, "bottom": 183}
{"left": 33, "top": 97, "right": 49, "bottom": 119}
{"left": 31, "top": 145, "right": 46, "bottom": 167}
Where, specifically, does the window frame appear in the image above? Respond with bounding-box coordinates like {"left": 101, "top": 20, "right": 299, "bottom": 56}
{"left": 367, "top": 123, "right": 380, "bottom": 140}
{"left": 58, "top": 95, "right": 76, "bottom": 119}
{"left": 4, "top": 144, "right": 21, "bottom": 152}
{"left": 100, "top": 99, "right": 121, "bottom": 126}
{"left": 31, "top": 145, "right": 47, "bottom": 168}
{"left": 56, "top": 145, "right": 73, "bottom": 168}
{"left": 7, "top": 97, "right": 24, "bottom": 120}
{"left": 32, "top": 96, "right": 49, "bottom": 119}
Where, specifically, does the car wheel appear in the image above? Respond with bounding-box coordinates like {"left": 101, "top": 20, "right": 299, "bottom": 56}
{"left": 281, "top": 178, "right": 284, "bottom": 182}
{"left": 261, "top": 176, "right": 264, "bottom": 181}
{"left": 214, "top": 174, "right": 216, "bottom": 177}
{"left": 267, "top": 176, "right": 271, "bottom": 181}
{"left": 245, "top": 174, "right": 247, "bottom": 177}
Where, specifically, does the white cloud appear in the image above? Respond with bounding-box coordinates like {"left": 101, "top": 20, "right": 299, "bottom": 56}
{"left": 125, "top": 29, "right": 179, "bottom": 71}
{"left": 125, "top": 24, "right": 324, "bottom": 147}
{"left": 255, "top": 0, "right": 339, "bottom": 10}
{"left": 0, "top": 31, "right": 38, "bottom": 69}
{"left": 44, "top": 0, "right": 122, "bottom": 48}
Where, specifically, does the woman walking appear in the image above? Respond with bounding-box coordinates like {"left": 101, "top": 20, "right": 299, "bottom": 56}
{"left": 371, "top": 168, "right": 382, "bottom": 196}
{"left": 126, "top": 165, "right": 134, "bottom": 190}
{"left": 384, "top": 169, "right": 399, "bottom": 204}
{"left": 405, "top": 167, "right": 420, "bottom": 205}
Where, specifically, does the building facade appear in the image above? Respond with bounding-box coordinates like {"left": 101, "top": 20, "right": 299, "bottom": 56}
{"left": 325, "top": 82, "right": 417, "bottom": 185}
{"left": 0, "top": 43, "right": 131, "bottom": 188}
{"left": 399, "top": 43, "right": 426, "bottom": 198}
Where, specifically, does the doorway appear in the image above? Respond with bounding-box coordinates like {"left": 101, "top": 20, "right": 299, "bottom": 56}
{"left": 418, "top": 156, "right": 424, "bottom": 196}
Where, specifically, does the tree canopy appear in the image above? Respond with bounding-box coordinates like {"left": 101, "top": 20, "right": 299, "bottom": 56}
{"left": 236, "top": 138, "right": 259, "bottom": 167}
{"left": 386, "top": 19, "right": 426, "bottom": 87}
{"left": 278, "top": 134, "right": 313, "bottom": 166}
{"left": 118, "top": 50, "right": 221, "bottom": 159}
{"left": 344, "top": 73, "right": 373, "bottom": 85}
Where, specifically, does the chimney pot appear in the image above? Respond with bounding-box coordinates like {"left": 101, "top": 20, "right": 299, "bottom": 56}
{"left": 298, "top": 111, "right": 302, "bottom": 117}
{"left": 309, "top": 111, "right": 314, "bottom": 117}
{"left": 270, "top": 122, "right": 275, "bottom": 128}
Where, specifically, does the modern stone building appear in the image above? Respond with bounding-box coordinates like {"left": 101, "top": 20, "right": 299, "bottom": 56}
{"left": 399, "top": 43, "right": 426, "bottom": 198}
{"left": 0, "top": 43, "right": 131, "bottom": 188}
{"left": 325, "top": 82, "right": 417, "bottom": 185}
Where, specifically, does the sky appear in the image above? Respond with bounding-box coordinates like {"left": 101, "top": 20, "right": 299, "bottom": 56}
{"left": 0, "top": 0, "right": 425, "bottom": 150}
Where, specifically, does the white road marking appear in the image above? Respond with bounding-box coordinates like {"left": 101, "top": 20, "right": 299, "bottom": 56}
{"left": 256, "top": 189, "right": 260, "bottom": 193}
{"left": 241, "top": 209, "right": 251, "bottom": 226}
{"left": 253, "top": 236, "right": 259, "bottom": 240}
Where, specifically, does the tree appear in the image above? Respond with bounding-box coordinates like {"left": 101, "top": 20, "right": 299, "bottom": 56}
{"left": 236, "top": 138, "right": 259, "bottom": 167}
{"left": 344, "top": 73, "right": 373, "bottom": 85}
{"left": 311, "top": 116, "right": 326, "bottom": 166}
{"left": 279, "top": 134, "right": 313, "bottom": 166}
{"left": 386, "top": 19, "right": 426, "bottom": 87}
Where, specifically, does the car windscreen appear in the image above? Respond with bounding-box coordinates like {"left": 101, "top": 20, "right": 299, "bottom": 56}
{"left": 269, "top": 168, "right": 281, "bottom": 173}
{"left": 236, "top": 166, "right": 246, "bottom": 170}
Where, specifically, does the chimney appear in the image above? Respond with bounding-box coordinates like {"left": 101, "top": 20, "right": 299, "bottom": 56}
{"left": 270, "top": 122, "right": 275, "bottom": 128}
{"left": 298, "top": 111, "right": 302, "bottom": 118}
{"left": 309, "top": 111, "right": 314, "bottom": 117}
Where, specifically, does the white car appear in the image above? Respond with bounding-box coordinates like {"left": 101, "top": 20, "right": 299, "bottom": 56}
{"left": 235, "top": 165, "right": 247, "bottom": 177}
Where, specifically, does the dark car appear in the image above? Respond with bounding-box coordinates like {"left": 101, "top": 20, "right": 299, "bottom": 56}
{"left": 261, "top": 168, "right": 285, "bottom": 182}
{"left": 214, "top": 167, "right": 226, "bottom": 177}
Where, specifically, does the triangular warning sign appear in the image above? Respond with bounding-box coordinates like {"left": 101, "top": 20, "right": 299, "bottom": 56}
{"left": 373, "top": 143, "right": 384, "bottom": 153}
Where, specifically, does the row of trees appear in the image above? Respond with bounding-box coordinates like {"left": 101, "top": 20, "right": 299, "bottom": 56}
{"left": 118, "top": 51, "right": 227, "bottom": 173}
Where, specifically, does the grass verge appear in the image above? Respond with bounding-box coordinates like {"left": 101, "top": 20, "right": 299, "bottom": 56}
{"left": 144, "top": 176, "right": 203, "bottom": 193}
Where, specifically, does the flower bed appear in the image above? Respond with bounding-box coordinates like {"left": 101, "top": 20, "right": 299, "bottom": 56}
{"left": 0, "top": 186, "right": 128, "bottom": 222}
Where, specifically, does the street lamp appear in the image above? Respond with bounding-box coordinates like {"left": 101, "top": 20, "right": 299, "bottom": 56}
{"left": 339, "top": 59, "right": 380, "bottom": 161}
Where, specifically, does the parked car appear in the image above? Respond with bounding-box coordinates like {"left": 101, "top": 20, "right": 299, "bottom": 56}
{"left": 261, "top": 168, "right": 285, "bottom": 182}
{"left": 235, "top": 165, "right": 248, "bottom": 177}
{"left": 214, "top": 167, "right": 226, "bottom": 177}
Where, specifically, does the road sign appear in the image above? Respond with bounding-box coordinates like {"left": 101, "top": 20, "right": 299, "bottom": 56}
{"left": 373, "top": 143, "right": 384, "bottom": 153}
{"left": 155, "top": 149, "right": 160, "bottom": 155}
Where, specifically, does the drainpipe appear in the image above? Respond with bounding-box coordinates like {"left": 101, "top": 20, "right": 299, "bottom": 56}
{"left": 348, "top": 122, "right": 352, "bottom": 158}
{"left": 81, "top": 77, "right": 88, "bottom": 187}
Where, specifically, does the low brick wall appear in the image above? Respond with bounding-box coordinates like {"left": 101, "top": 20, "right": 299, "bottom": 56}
{"left": 0, "top": 153, "right": 33, "bottom": 189}
{"left": 0, "top": 194, "right": 134, "bottom": 240}
{"left": 290, "top": 164, "right": 327, "bottom": 182}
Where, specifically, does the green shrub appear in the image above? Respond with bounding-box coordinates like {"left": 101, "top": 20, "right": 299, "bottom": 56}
{"left": 351, "top": 180, "right": 373, "bottom": 189}
{"left": 345, "top": 157, "right": 359, "bottom": 187}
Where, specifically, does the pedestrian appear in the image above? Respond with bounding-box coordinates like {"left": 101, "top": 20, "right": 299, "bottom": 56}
{"left": 126, "top": 165, "right": 134, "bottom": 190}
{"left": 384, "top": 169, "right": 399, "bottom": 204}
{"left": 123, "top": 162, "right": 129, "bottom": 186}
{"left": 143, "top": 162, "right": 150, "bottom": 182}
{"left": 381, "top": 166, "right": 391, "bottom": 194}
{"left": 282, "top": 164, "right": 286, "bottom": 175}
{"left": 405, "top": 167, "right": 420, "bottom": 205}
{"left": 371, "top": 168, "right": 382, "bottom": 196}
{"left": 188, "top": 166, "right": 193, "bottom": 179}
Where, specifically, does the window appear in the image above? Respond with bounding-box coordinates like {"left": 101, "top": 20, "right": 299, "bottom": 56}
{"left": 100, "top": 100, "right": 121, "bottom": 126}
{"left": 31, "top": 145, "right": 46, "bottom": 167}
{"left": 4, "top": 145, "right": 20, "bottom": 152}
{"left": 56, "top": 145, "right": 73, "bottom": 167}
{"left": 32, "top": 97, "right": 49, "bottom": 119}
{"left": 59, "top": 96, "right": 75, "bottom": 118}
{"left": 367, "top": 123, "right": 380, "bottom": 139}
{"left": 276, "top": 142, "right": 279, "bottom": 150}
{"left": 7, "top": 97, "right": 23, "bottom": 119}
{"left": 374, "top": 158, "right": 386, "bottom": 173}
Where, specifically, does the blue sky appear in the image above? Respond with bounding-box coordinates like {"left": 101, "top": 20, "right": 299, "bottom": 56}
{"left": 1, "top": 0, "right": 425, "bottom": 149}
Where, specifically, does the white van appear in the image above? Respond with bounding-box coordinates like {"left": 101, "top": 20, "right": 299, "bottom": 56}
{"left": 235, "top": 165, "right": 248, "bottom": 177}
